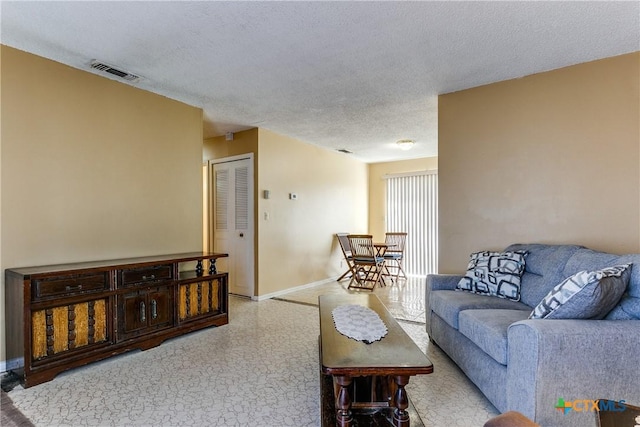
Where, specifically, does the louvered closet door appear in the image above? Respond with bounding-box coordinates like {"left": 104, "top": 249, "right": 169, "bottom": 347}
{"left": 212, "top": 158, "right": 254, "bottom": 297}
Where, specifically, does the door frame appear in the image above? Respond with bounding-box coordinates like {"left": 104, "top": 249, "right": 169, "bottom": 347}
{"left": 208, "top": 153, "right": 255, "bottom": 297}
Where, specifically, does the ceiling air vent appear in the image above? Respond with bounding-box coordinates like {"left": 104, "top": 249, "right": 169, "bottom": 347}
{"left": 90, "top": 60, "right": 140, "bottom": 82}
{"left": 336, "top": 149, "right": 353, "bottom": 154}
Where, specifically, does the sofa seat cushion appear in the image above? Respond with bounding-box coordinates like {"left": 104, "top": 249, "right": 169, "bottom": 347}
{"left": 459, "top": 309, "right": 530, "bottom": 365}
{"left": 430, "top": 290, "right": 530, "bottom": 330}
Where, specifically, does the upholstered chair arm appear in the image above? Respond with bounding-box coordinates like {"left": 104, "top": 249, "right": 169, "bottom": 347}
{"left": 427, "top": 274, "right": 463, "bottom": 291}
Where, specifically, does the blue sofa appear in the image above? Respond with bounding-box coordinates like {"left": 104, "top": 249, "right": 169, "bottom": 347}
{"left": 425, "top": 243, "right": 640, "bottom": 427}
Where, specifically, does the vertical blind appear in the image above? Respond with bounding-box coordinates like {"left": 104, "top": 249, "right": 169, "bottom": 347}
{"left": 385, "top": 170, "right": 438, "bottom": 276}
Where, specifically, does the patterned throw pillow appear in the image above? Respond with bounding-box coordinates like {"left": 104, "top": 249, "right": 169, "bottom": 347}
{"left": 456, "top": 251, "right": 528, "bottom": 301}
{"left": 529, "top": 264, "right": 632, "bottom": 319}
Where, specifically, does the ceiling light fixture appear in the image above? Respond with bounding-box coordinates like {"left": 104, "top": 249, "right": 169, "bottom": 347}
{"left": 396, "top": 139, "right": 415, "bottom": 151}
{"left": 336, "top": 148, "right": 353, "bottom": 154}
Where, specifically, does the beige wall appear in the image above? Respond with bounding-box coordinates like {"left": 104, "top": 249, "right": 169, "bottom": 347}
{"left": 1, "top": 46, "right": 204, "bottom": 365}
{"left": 439, "top": 52, "right": 640, "bottom": 273}
{"left": 203, "top": 128, "right": 258, "bottom": 162}
{"left": 368, "top": 157, "right": 438, "bottom": 241}
{"left": 257, "top": 129, "right": 368, "bottom": 296}
{"left": 203, "top": 128, "right": 368, "bottom": 297}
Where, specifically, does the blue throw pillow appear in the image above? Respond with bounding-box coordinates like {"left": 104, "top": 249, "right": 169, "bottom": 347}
{"left": 529, "top": 264, "right": 631, "bottom": 319}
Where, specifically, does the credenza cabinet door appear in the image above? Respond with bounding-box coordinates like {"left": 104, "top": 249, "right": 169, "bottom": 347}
{"left": 120, "top": 292, "right": 147, "bottom": 335}
{"left": 31, "top": 297, "right": 111, "bottom": 364}
{"left": 117, "top": 286, "right": 174, "bottom": 341}
{"left": 148, "top": 287, "right": 172, "bottom": 328}
{"left": 178, "top": 277, "right": 226, "bottom": 323}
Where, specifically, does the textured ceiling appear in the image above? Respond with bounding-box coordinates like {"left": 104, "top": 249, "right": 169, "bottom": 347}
{"left": 1, "top": 1, "right": 639, "bottom": 163}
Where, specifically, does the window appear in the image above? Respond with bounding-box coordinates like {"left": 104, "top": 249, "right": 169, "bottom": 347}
{"left": 385, "top": 170, "right": 438, "bottom": 276}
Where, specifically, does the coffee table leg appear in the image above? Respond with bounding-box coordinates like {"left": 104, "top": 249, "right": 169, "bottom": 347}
{"left": 393, "top": 375, "right": 410, "bottom": 427}
{"left": 334, "top": 375, "right": 353, "bottom": 427}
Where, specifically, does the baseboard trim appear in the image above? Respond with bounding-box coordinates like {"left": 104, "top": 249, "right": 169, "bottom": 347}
{"left": 0, "top": 357, "right": 24, "bottom": 374}
{"left": 252, "top": 276, "right": 338, "bottom": 301}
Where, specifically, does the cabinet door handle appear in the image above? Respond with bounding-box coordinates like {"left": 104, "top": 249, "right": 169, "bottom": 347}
{"left": 140, "top": 301, "right": 146, "bottom": 322}
{"left": 151, "top": 299, "right": 157, "bottom": 319}
{"left": 65, "top": 285, "right": 83, "bottom": 291}
{"left": 142, "top": 274, "right": 156, "bottom": 280}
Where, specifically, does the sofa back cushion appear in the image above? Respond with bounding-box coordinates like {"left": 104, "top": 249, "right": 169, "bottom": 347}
{"left": 504, "top": 244, "right": 584, "bottom": 308}
{"left": 505, "top": 243, "right": 640, "bottom": 318}
{"left": 561, "top": 248, "right": 640, "bottom": 320}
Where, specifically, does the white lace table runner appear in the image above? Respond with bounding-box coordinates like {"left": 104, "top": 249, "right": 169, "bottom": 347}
{"left": 331, "top": 304, "right": 388, "bottom": 344}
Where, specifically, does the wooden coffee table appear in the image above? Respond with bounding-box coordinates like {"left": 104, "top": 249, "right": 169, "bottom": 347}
{"left": 319, "top": 294, "right": 433, "bottom": 427}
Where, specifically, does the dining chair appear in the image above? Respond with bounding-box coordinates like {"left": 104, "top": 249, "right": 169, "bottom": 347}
{"left": 347, "top": 234, "right": 386, "bottom": 291}
{"left": 335, "top": 233, "right": 355, "bottom": 281}
{"left": 383, "top": 232, "right": 408, "bottom": 282}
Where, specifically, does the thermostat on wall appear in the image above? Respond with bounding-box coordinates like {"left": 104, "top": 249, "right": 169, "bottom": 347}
{"left": 289, "top": 193, "right": 298, "bottom": 200}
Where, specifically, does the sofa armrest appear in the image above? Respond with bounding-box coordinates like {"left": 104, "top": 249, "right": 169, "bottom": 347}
{"left": 425, "top": 274, "right": 463, "bottom": 336}
{"left": 507, "top": 319, "right": 640, "bottom": 427}
{"left": 427, "top": 274, "right": 463, "bottom": 291}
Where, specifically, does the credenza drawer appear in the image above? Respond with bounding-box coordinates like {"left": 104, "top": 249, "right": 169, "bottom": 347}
{"left": 32, "top": 272, "right": 109, "bottom": 301}
{"left": 119, "top": 265, "right": 173, "bottom": 287}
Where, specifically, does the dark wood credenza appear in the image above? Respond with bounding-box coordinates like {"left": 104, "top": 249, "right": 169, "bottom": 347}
{"left": 5, "top": 252, "right": 229, "bottom": 388}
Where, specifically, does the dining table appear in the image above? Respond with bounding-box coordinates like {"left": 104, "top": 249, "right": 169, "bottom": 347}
{"left": 373, "top": 242, "right": 396, "bottom": 257}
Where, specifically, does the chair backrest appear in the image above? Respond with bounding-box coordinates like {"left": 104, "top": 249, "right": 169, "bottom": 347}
{"left": 348, "top": 234, "right": 376, "bottom": 258}
{"left": 336, "top": 233, "right": 352, "bottom": 258}
{"left": 385, "top": 232, "right": 407, "bottom": 254}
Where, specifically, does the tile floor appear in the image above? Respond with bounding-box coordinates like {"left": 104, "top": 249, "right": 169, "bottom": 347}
{"left": 275, "top": 276, "right": 428, "bottom": 323}
{"left": 5, "top": 279, "right": 499, "bottom": 426}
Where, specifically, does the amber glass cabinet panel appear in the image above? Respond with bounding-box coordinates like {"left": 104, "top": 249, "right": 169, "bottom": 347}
{"left": 31, "top": 298, "right": 109, "bottom": 361}
{"left": 178, "top": 275, "right": 226, "bottom": 322}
